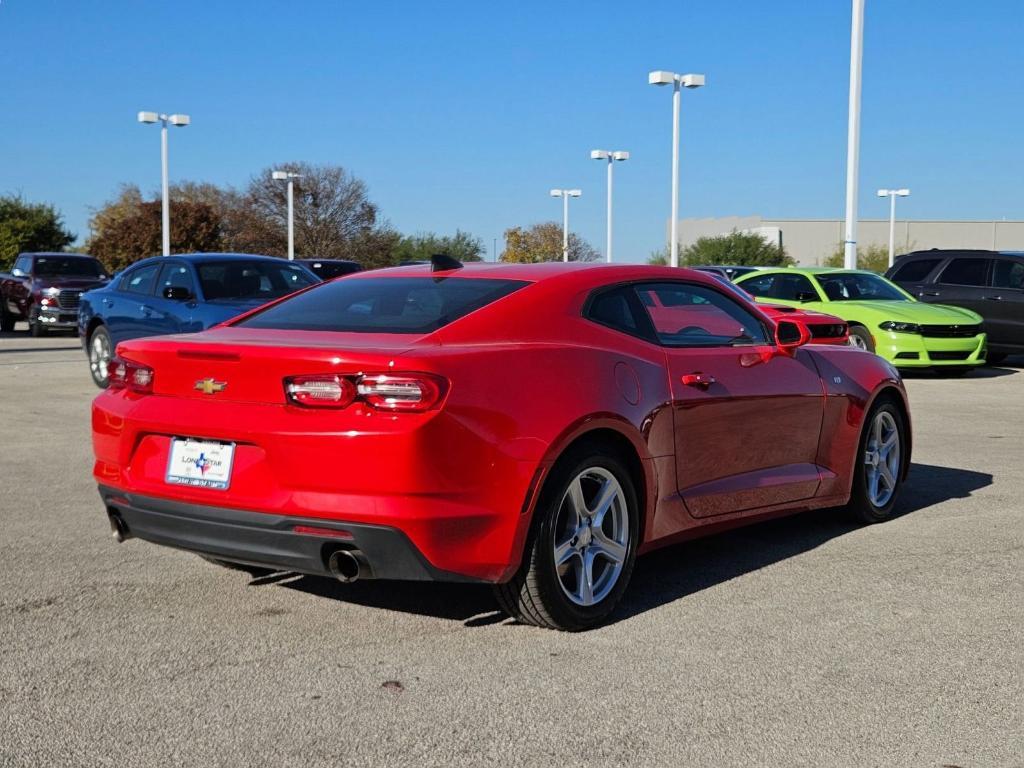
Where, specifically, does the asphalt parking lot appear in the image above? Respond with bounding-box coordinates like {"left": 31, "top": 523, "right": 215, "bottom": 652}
{"left": 1, "top": 330, "right": 1021, "bottom": 767}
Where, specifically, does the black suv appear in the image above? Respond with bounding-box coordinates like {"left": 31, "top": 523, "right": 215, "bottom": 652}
{"left": 886, "top": 250, "right": 1024, "bottom": 363}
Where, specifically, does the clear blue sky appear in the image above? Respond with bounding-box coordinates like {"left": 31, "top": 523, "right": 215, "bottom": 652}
{"left": 2, "top": 0, "right": 1022, "bottom": 262}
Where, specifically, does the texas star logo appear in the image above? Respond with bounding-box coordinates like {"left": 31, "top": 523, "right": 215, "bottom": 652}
{"left": 194, "top": 378, "right": 227, "bottom": 395}
{"left": 193, "top": 452, "right": 212, "bottom": 475}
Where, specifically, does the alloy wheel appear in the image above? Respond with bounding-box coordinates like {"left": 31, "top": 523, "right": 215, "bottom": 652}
{"left": 864, "top": 410, "right": 900, "bottom": 508}
{"left": 552, "top": 467, "right": 629, "bottom": 607}
{"left": 90, "top": 332, "right": 111, "bottom": 384}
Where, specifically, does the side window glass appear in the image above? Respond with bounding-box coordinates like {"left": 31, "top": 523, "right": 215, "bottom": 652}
{"left": 158, "top": 263, "right": 195, "bottom": 296}
{"left": 14, "top": 256, "right": 32, "bottom": 274}
{"left": 938, "top": 258, "right": 988, "bottom": 287}
{"left": 738, "top": 274, "right": 775, "bottom": 298}
{"left": 635, "top": 282, "right": 769, "bottom": 347}
{"left": 121, "top": 264, "right": 160, "bottom": 295}
{"left": 891, "top": 258, "right": 940, "bottom": 282}
{"left": 587, "top": 287, "right": 641, "bottom": 335}
{"left": 992, "top": 260, "right": 1024, "bottom": 290}
{"left": 772, "top": 274, "right": 817, "bottom": 301}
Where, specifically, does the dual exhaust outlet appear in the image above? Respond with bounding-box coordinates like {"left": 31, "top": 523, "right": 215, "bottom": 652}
{"left": 107, "top": 507, "right": 369, "bottom": 583}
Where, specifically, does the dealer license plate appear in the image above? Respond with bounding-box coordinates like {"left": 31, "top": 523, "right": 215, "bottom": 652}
{"left": 166, "top": 438, "right": 235, "bottom": 490}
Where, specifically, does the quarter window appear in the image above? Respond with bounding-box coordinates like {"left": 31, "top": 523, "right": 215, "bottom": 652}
{"left": 938, "top": 258, "right": 989, "bottom": 287}
{"left": 587, "top": 287, "right": 643, "bottom": 335}
{"left": 890, "top": 258, "right": 941, "bottom": 282}
{"left": 635, "top": 282, "right": 768, "bottom": 347}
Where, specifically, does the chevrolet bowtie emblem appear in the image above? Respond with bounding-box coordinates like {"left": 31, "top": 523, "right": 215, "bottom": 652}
{"left": 194, "top": 378, "right": 227, "bottom": 395}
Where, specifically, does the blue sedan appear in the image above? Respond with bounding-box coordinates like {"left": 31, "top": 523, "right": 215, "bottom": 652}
{"left": 79, "top": 253, "right": 319, "bottom": 387}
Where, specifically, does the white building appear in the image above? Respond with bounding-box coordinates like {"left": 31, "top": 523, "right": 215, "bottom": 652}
{"left": 673, "top": 216, "right": 1024, "bottom": 266}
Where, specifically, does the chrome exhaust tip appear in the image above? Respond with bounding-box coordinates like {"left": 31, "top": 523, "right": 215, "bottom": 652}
{"left": 327, "top": 549, "right": 366, "bottom": 583}
{"left": 107, "top": 509, "right": 131, "bottom": 543}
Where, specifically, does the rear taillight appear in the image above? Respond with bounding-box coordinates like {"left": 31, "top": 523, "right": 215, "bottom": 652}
{"left": 356, "top": 374, "right": 446, "bottom": 412}
{"left": 107, "top": 357, "right": 154, "bottom": 394}
{"left": 283, "top": 372, "right": 447, "bottom": 412}
{"left": 285, "top": 375, "right": 357, "bottom": 408}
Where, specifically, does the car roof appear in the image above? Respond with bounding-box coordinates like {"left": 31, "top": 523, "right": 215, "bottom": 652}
{"left": 23, "top": 252, "right": 97, "bottom": 259}
{"left": 345, "top": 261, "right": 734, "bottom": 287}
{"left": 737, "top": 267, "right": 879, "bottom": 277}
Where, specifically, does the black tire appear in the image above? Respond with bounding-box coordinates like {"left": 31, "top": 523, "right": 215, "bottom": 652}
{"left": 847, "top": 324, "right": 875, "bottom": 353}
{"left": 987, "top": 353, "right": 1007, "bottom": 366}
{"left": 29, "top": 312, "right": 47, "bottom": 337}
{"left": 494, "top": 445, "right": 640, "bottom": 631}
{"left": 87, "top": 325, "right": 113, "bottom": 389}
{"left": 0, "top": 306, "right": 14, "bottom": 333}
{"left": 847, "top": 400, "right": 907, "bottom": 524}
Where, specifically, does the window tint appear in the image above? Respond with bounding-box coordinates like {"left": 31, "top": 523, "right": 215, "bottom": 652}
{"left": 635, "top": 282, "right": 768, "bottom": 347}
{"left": 992, "top": 259, "right": 1024, "bottom": 290}
{"left": 197, "top": 260, "right": 317, "bottom": 302}
{"left": 890, "top": 258, "right": 941, "bottom": 282}
{"left": 816, "top": 272, "right": 907, "bottom": 301}
{"left": 34, "top": 257, "right": 104, "bottom": 278}
{"left": 158, "top": 263, "right": 195, "bottom": 296}
{"left": 237, "top": 277, "right": 527, "bottom": 334}
{"left": 939, "top": 258, "right": 989, "bottom": 287}
{"left": 736, "top": 273, "right": 816, "bottom": 301}
{"left": 120, "top": 263, "right": 161, "bottom": 295}
{"left": 736, "top": 274, "right": 774, "bottom": 297}
{"left": 588, "top": 287, "right": 642, "bottom": 335}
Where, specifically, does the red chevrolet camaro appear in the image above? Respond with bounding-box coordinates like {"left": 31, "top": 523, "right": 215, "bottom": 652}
{"left": 93, "top": 259, "right": 910, "bottom": 631}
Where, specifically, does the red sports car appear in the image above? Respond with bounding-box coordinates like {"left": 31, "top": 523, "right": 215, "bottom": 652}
{"left": 93, "top": 259, "right": 910, "bottom": 630}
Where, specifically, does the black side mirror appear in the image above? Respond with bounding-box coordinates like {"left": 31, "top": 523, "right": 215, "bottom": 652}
{"left": 163, "top": 286, "right": 192, "bottom": 301}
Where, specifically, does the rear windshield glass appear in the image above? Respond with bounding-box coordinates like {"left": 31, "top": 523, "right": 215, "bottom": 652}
{"left": 236, "top": 277, "right": 529, "bottom": 333}
{"left": 197, "top": 260, "right": 317, "bottom": 302}
{"left": 34, "top": 257, "right": 105, "bottom": 278}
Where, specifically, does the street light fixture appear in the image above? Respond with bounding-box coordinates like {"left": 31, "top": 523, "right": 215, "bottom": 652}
{"left": 549, "top": 189, "right": 582, "bottom": 262}
{"left": 137, "top": 111, "right": 191, "bottom": 256}
{"left": 590, "top": 150, "right": 629, "bottom": 263}
{"left": 648, "top": 70, "right": 705, "bottom": 267}
{"left": 877, "top": 188, "right": 910, "bottom": 269}
{"left": 272, "top": 170, "right": 302, "bottom": 260}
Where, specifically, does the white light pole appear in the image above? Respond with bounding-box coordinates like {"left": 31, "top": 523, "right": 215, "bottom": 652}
{"left": 843, "top": 0, "right": 866, "bottom": 269}
{"left": 648, "top": 70, "right": 705, "bottom": 268}
{"left": 137, "top": 111, "right": 190, "bottom": 256}
{"left": 878, "top": 188, "right": 910, "bottom": 268}
{"left": 272, "top": 171, "right": 302, "bottom": 260}
{"left": 590, "top": 150, "right": 629, "bottom": 263}
{"left": 549, "top": 189, "right": 582, "bottom": 262}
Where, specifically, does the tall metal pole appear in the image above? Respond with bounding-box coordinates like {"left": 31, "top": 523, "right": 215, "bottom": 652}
{"left": 286, "top": 179, "right": 295, "bottom": 260}
{"left": 843, "top": 0, "right": 866, "bottom": 270}
{"left": 670, "top": 80, "right": 681, "bottom": 268}
{"left": 160, "top": 119, "right": 170, "bottom": 256}
{"left": 887, "top": 192, "right": 897, "bottom": 269}
{"left": 562, "top": 194, "right": 570, "bottom": 262}
{"left": 605, "top": 158, "right": 614, "bottom": 263}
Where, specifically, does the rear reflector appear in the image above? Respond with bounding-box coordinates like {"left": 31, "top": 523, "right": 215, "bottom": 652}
{"left": 107, "top": 357, "right": 154, "bottom": 394}
{"left": 292, "top": 525, "right": 354, "bottom": 539}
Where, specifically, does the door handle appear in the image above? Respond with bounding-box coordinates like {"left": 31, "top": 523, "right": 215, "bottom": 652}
{"left": 140, "top": 304, "right": 153, "bottom": 315}
{"left": 102, "top": 298, "right": 113, "bottom": 307}
{"left": 921, "top": 291, "right": 941, "bottom": 297}
{"left": 983, "top": 295, "right": 1004, "bottom": 301}
{"left": 681, "top": 372, "right": 716, "bottom": 389}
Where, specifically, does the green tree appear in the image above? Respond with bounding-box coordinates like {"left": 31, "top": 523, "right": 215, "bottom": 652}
{"left": 680, "top": 230, "right": 792, "bottom": 268}
{"left": 0, "top": 195, "right": 76, "bottom": 270}
{"left": 392, "top": 230, "right": 485, "bottom": 263}
{"left": 824, "top": 243, "right": 896, "bottom": 273}
{"left": 647, "top": 247, "right": 669, "bottom": 266}
{"left": 87, "top": 190, "right": 223, "bottom": 272}
{"left": 500, "top": 222, "right": 599, "bottom": 263}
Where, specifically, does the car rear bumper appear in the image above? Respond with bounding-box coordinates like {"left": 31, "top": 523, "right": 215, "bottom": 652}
{"left": 877, "top": 332, "right": 987, "bottom": 368}
{"left": 98, "top": 485, "right": 485, "bottom": 583}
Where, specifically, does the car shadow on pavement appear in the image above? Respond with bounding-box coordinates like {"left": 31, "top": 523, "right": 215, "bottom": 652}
{"left": 261, "top": 462, "right": 992, "bottom": 628}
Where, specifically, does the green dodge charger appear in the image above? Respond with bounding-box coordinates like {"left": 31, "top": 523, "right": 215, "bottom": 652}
{"left": 735, "top": 268, "right": 987, "bottom": 371}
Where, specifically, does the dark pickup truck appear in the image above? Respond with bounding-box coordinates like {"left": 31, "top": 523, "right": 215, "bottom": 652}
{"left": 1, "top": 252, "right": 110, "bottom": 335}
